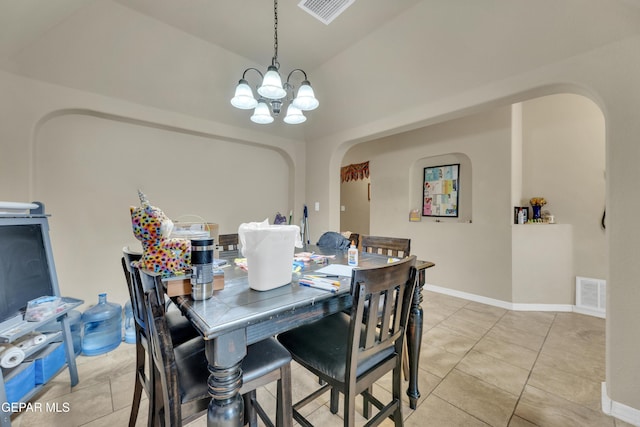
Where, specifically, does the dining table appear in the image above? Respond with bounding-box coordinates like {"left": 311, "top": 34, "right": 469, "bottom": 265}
{"left": 171, "top": 245, "right": 434, "bottom": 427}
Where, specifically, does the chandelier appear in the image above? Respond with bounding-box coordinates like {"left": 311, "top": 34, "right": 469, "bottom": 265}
{"left": 230, "top": 0, "right": 319, "bottom": 124}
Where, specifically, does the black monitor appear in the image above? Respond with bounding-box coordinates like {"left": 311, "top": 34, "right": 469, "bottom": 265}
{"left": 0, "top": 207, "right": 61, "bottom": 327}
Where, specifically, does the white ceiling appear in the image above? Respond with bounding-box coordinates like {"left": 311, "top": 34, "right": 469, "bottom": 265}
{"left": 0, "top": 0, "right": 421, "bottom": 73}
{"left": 112, "top": 0, "right": 423, "bottom": 72}
{"left": 1, "top": 0, "right": 640, "bottom": 141}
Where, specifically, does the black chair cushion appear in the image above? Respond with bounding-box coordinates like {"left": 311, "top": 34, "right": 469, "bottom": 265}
{"left": 174, "top": 337, "right": 209, "bottom": 404}
{"left": 166, "top": 311, "right": 200, "bottom": 346}
{"left": 277, "top": 313, "right": 395, "bottom": 382}
{"left": 242, "top": 338, "right": 291, "bottom": 384}
{"left": 174, "top": 337, "right": 291, "bottom": 404}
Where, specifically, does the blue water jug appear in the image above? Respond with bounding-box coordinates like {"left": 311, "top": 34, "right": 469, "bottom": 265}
{"left": 81, "top": 293, "right": 122, "bottom": 356}
{"left": 124, "top": 301, "right": 136, "bottom": 344}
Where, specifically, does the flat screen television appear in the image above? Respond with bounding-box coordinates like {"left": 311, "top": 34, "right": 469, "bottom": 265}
{"left": 0, "top": 214, "right": 60, "bottom": 327}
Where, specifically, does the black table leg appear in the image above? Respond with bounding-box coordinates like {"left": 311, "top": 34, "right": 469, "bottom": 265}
{"left": 406, "top": 262, "right": 433, "bottom": 409}
{"left": 205, "top": 331, "right": 246, "bottom": 427}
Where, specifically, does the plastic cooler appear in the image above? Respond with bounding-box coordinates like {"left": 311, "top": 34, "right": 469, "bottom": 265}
{"left": 239, "top": 220, "right": 301, "bottom": 291}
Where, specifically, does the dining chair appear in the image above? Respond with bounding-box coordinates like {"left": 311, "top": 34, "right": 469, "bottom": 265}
{"left": 277, "top": 256, "right": 417, "bottom": 427}
{"left": 360, "top": 236, "right": 410, "bottom": 258}
{"left": 139, "top": 268, "right": 294, "bottom": 427}
{"left": 217, "top": 233, "right": 240, "bottom": 256}
{"left": 359, "top": 236, "right": 413, "bottom": 379}
{"left": 121, "top": 247, "right": 200, "bottom": 427}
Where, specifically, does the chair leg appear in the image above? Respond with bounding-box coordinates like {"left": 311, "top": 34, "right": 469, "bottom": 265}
{"left": 392, "top": 362, "right": 403, "bottom": 427}
{"left": 129, "top": 340, "right": 145, "bottom": 427}
{"left": 151, "top": 364, "right": 165, "bottom": 427}
{"left": 129, "top": 375, "right": 143, "bottom": 427}
{"left": 344, "top": 388, "right": 356, "bottom": 427}
{"left": 362, "top": 386, "right": 372, "bottom": 419}
{"left": 244, "top": 391, "right": 258, "bottom": 427}
{"left": 330, "top": 388, "right": 339, "bottom": 414}
{"left": 276, "top": 364, "right": 293, "bottom": 427}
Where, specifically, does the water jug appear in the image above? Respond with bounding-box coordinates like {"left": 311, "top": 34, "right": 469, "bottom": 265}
{"left": 123, "top": 301, "right": 136, "bottom": 344}
{"left": 81, "top": 293, "right": 122, "bottom": 356}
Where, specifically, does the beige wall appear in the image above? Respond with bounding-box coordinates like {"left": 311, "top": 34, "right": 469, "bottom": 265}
{"left": 343, "top": 106, "right": 515, "bottom": 302}
{"left": 522, "top": 94, "right": 606, "bottom": 280}
{"left": 304, "top": 42, "right": 639, "bottom": 413}
{"left": 35, "top": 113, "right": 291, "bottom": 306}
{"left": 0, "top": 70, "right": 306, "bottom": 310}
{"left": 340, "top": 95, "right": 605, "bottom": 306}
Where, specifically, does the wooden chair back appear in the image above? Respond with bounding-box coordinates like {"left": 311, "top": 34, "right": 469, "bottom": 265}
{"left": 348, "top": 255, "right": 416, "bottom": 375}
{"left": 122, "top": 247, "right": 146, "bottom": 329}
{"left": 277, "top": 255, "right": 417, "bottom": 427}
{"left": 361, "top": 235, "right": 411, "bottom": 258}
{"left": 121, "top": 247, "right": 156, "bottom": 427}
{"left": 141, "top": 272, "right": 185, "bottom": 425}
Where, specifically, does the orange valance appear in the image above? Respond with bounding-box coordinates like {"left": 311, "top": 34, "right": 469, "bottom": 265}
{"left": 341, "top": 161, "right": 369, "bottom": 183}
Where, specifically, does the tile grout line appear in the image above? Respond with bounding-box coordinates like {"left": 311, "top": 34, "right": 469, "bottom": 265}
{"left": 505, "top": 311, "right": 558, "bottom": 427}
{"left": 427, "top": 301, "right": 506, "bottom": 426}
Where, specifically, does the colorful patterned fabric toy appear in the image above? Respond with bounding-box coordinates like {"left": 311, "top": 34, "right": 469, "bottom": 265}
{"left": 130, "top": 190, "right": 191, "bottom": 276}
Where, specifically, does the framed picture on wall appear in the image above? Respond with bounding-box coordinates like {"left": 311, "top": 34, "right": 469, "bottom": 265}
{"left": 423, "top": 164, "right": 460, "bottom": 217}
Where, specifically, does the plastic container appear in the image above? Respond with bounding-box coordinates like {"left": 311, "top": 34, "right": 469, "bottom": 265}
{"left": 34, "top": 343, "right": 66, "bottom": 384}
{"left": 36, "top": 309, "right": 82, "bottom": 356}
{"left": 347, "top": 241, "right": 358, "bottom": 267}
{"left": 81, "top": 293, "right": 122, "bottom": 356}
{"left": 5, "top": 361, "right": 35, "bottom": 404}
{"left": 123, "top": 301, "right": 136, "bottom": 344}
{"left": 239, "top": 220, "right": 302, "bottom": 291}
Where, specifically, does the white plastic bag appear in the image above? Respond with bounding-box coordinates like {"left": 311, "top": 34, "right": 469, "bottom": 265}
{"left": 238, "top": 219, "right": 302, "bottom": 291}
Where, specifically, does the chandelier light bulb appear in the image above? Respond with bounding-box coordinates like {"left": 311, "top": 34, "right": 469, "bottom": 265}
{"left": 250, "top": 99, "right": 274, "bottom": 124}
{"left": 258, "top": 66, "right": 287, "bottom": 99}
{"left": 283, "top": 105, "right": 306, "bottom": 124}
{"left": 292, "top": 81, "right": 319, "bottom": 111}
{"left": 230, "top": 79, "right": 258, "bottom": 109}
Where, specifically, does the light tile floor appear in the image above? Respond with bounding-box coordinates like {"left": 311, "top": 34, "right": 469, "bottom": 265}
{"left": 11, "top": 291, "right": 634, "bottom": 426}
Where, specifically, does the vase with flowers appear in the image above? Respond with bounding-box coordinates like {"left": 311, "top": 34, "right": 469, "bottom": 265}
{"left": 530, "top": 197, "right": 547, "bottom": 220}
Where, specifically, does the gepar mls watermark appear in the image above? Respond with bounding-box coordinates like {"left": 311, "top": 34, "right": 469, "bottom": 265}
{"left": 2, "top": 402, "right": 70, "bottom": 413}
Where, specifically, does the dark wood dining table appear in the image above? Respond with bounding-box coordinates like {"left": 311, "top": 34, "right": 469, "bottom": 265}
{"left": 171, "top": 245, "right": 434, "bottom": 427}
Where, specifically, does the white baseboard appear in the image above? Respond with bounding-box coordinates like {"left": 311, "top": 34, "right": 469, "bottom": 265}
{"left": 425, "top": 283, "right": 576, "bottom": 313}
{"left": 602, "top": 382, "right": 640, "bottom": 426}
{"left": 574, "top": 305, "right": 606, "bottom": 318}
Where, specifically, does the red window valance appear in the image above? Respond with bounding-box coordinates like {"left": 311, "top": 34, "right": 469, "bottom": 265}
{"left": 341, "top": 161, "right": 369, "bottom": 183}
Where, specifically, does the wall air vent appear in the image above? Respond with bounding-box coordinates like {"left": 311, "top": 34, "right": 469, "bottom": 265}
{"left": 575, "top": 276, "right": 606, "bottom": 318}
{"left": 298, "top": 0, "right": 355, "bottom": 25}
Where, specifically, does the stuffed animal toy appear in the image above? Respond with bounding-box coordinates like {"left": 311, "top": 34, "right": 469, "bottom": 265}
{"left": 130, "top": 190, "right": 191, "bottom": 276}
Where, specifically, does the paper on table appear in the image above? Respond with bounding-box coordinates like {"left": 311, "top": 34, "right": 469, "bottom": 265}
{"left": 314, "top": 264, "right": 354, "bottom": 277}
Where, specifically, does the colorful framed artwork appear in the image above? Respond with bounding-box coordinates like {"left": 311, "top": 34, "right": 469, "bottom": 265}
{"left": 422, "top": 164, "right": 459, "bottom": 217}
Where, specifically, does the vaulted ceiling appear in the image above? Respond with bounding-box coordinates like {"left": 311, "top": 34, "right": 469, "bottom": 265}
{"left": 2, "top": 0, "right": 640, "bottom": 142}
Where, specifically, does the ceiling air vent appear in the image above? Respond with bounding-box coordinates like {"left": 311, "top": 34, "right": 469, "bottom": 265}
{"left": 298, "top": 0, "right": 355, "bottom": 25}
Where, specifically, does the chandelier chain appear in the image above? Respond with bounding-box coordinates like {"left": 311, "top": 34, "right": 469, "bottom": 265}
{"left": 273, "top": 0, "right": 279, "bottom": 68}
